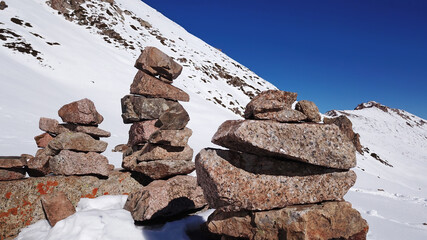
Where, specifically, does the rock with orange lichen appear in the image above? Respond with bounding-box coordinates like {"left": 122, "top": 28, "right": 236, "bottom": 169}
{"left": 0, "top": 170, "right": 147, "bottom": 239}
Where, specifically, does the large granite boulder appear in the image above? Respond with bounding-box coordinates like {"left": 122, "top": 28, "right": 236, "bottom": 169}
{"left": 148, "top": 128, "right": 192, "bottom": 147}
{"left": 130, "top": 70, "right": 189, "bottom": 102}
{"left": 244, "top": 90, "right": 297, "bottom": 119}
{"left": 206, "top": 201, "right": 368, "bottom": 240}
{"left": 58, "top": 98, "right": 104, "bottom": 125}
{"left": 133, "top": 160, "right": 195, "bottom": 179}
{"left": 212, "top": 120, "right": 356, "bottom": 169}
{"left": 295, "top": 100, "right": 321, "bottom": 122}
{"left": 127, "top": 120, "right": 159, "bottom": 146}
{"left": 0, "top": 171, "right": 146, "bottom": 239}
{"left": 41, "top": 191, "right": 76, "bottom": 226}
{"left": 121, "top": 95, "right": 179, "bottom": 123}
{"left": 49, "top": 150, "right": 113, "bottom": 177}
{"left": 134, "top": 46, "right": 183, "bottom": 81}
{"left": 48, "top": 132, "right": 108, "bottom": 153}
{"left": 124, "top": 175, "right": 206, "bottom": 222}
{"left": 196, "top": 148, "right": 356, "bottom": 211}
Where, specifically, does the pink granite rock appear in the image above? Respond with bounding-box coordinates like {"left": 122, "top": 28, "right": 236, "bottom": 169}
{"left": 41, "top": 191, "right": 76, "bottom": 226}
{"left": 58, "top": 98, "right": 104, "bottom": 125}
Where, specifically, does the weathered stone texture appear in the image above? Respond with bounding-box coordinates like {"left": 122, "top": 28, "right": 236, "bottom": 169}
{"left": 48, "top": 132, "right": 108, "bottom": 153}
{"left": 121, "top": 95, "right": 179, "bottom": 123}
{"left": 212, "top": 120, "right": 356, "bottom": 169}
{"left": 244, "top": 90, "right": 297, "bottom": 119}
{"left": 41, "top": 191, "right": 76, "bottom": 226}
{"left": 58, "top": 98, "right": 104, "bottom": 125}
{"left": 252, "top": 109, "right": 307, "bottom": 122}
{"left": 127, "top": 120, "right": 159, "bottom": 146}
{"left": 148, "top": 128, "right": 192, "bottom": 147}
{"left": 295, "top": 100, "right": 321, "bottom": 122}
{"left": 133, "top": 160, "right": 195, "bottom": 179}
{"left": 0, "top": 156, "right": 27, "bottom": 168}
{"left": 34, "top": 133, "right": 54, "bottom": 148}
{"left": 137, "top": 144, "right": 193, "bottom": 161}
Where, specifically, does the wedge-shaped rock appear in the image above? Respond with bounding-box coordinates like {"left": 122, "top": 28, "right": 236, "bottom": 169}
{"left": 295, "top": 100, "right": 321, "bottom": 122}
{"left": 39, "top": 117, "right": 66, "bottom": 134}
{"left": 137, "top": 144, "right": 193, "bottom": 161}
{"left": 58, "top": 98, "right": 104, "bottom": 125}
{"left": 124, "top": 175, "right": 206, "bottom": 222}
{"left": 34, "top": 133, "right": 54, "bottom": 148}
{"left": 148, "top": 128, "right": 192, "bottom": 147}
{"left": 196, "top": 148, "right": 356, "bottom": 211}
{"left": 0, "top": 156, "right": 27, "bottom": 168}
{"left": 133, "top": 159, "right": 195, "bottom": 179}
{"left": 121, "top": 95, "right": 179, "bottom": 123}
{"left": 206, "top": 201, "right": 368, "bottom": 240}
{"left": 244, "top": 90, "right": 297, "bottom": 119}
{"left": 253, "top": 109, "right": 306, "bottom": 122}
{"left": 48, "top": 132, "right": 108, "bottom": 153}
{"left": 50, "top": 150, "right": 113, "bottom": 177}
{"left": 128, "top": 120, "right": 159, "bottom": 146}
{"left": 131, "top": 70, "right": 189, "bottom": 102}
{"left": 41, "top": 191, "right": 76, "bottom": 227}
{"left": 0, "top": 168, "right": 26, "bottom": 180}
{"left": 134, "top": 46, "right": 183, "bottom": 81}
{"left": 212, "top": 120, "right": 356, "bottom": 169}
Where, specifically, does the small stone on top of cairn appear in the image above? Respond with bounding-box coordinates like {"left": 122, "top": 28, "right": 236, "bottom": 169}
{"left": 29, "top": 98, "right": 113, "bottom": 177}
{"left": 120, "top": 46, "right": 206, "bottom": 222}
{"left": 196, "top": 90, "right": 368, "bottom": 239}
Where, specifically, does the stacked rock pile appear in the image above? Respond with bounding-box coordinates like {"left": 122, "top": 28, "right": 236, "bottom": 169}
{"left": 196, "top": 90, "right": 368, "bottom": 239}
{"left": 119, "top": 47, "right": 206, "bottom": 222}
{"left": 29, "top": 98, "right": 113, "bottom": 177}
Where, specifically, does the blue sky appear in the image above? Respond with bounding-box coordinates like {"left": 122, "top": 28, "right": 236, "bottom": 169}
{"left": 143, "top": 0, "right": 427, "bottom": 119}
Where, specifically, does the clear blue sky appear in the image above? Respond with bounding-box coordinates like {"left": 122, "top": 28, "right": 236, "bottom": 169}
{"left": 143, "top": 0, "right": 427, "bottom": 119}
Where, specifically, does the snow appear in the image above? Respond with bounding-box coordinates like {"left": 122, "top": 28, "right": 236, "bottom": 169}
{"left": 1, "top": 0, "right": 427, "bottom": 239}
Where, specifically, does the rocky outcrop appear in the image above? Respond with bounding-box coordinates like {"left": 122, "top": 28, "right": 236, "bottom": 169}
{"left": 206, "top": 201, "right": 369, "bottom": 240}
{"left": 41, "top": 191, "right": 76, "bottom": 226}
{"left": 197, "top": 90, "right": 367, "bottom": 239}
{"left": 196, "top": 149, "right": 355, "bottom": 211}
{"left": 212, "top": 120, "right": 356, "bottom": 169}
{"left": 124, "top": 175, "right": 206, "bottom": 222}
{"left": 0, "top": 170, "right": 146, "bottom": 238}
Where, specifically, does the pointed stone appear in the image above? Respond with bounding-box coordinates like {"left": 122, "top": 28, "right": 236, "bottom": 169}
{"left": 134, "top": 46, "right": 183, "bottom": 81}
{"left": 124, "top": 175, "right": 206, "bottom": 222}
{"left": 206, "top": 201, "right": 368, "bottom": 240}
{"left": 48, "top": 132, "right": 108, "bottom": 153}
{"left": 130, "top": 70, "right": 189, "bottom": 102}
{"left": 295, "top": 100, "right": 321, "bottom": 122}
{"left": 34, "top": 133, "right": 54, "bottom": 148}
{"left": 196, "top": 148, "right": 356, "bottom": 211}
{"left": 41, "top": 191, "right": 76, "bottom": 227}
{"left": 58, "top": 98, "right": 104, "bottom": 125}
{"left": 212, "top": 120, "right": 356, "bottom": 169}
{"left": 244, "top": 90, "right": 297, "bottom": 119}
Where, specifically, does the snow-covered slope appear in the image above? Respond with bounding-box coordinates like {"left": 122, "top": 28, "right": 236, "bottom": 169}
{"left": 0, "top": 0, "right": 274, "bottom": 166}
{"left": 326, "top": 101, "right": 427, "bottom": 240}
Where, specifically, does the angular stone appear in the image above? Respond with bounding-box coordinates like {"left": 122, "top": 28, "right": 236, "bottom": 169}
{"left": 121, "top": 95, "right": 179, "bottom": 123}
{"left": 244, "top": 90, "right": 297, "bottom": 119}
{"left": 0, "top": 156, "right": 27, "bottom": 168}
{"left": 212, "top": 120, "right": 356, "bottom": 169}
{"left": 137, "top": 144, "right": 193, "bottom": 161}
{"left": 324, "top": 115, "right": 363, "bottom": 154}
{"left": 34, "top": 133, "right": 54, "bottom": 148}
{"left": 134, "top": 46, "right": 183, "bottom": 81}
{"left": 0, "top": 171, "right": 146, "bottom": 238}
{"left": 0, "top": 168, "right": 26, "bottom": 181}
{"left": 149, "top": 128, "right": 192, "bottom": 147}
{"left": 130, "top": 70, "right": 189, "bottom": 102}
{"left": 207, "top": 201, "right": 368, "bottom": 240}
{"left": 133, "top": 160, "right": 195, "bottom": 179}
{"left": 50, "top": 150, "right": 113, "bottom": 177}
{"left": 195, "top": 148, "right": 356, "bottom": 211}
{"left": 58, "top": 98, "right": 104, "bottom": 125}
{"left": 253, "top": 109, "right": 306, "bottom": 122}
{"left": 39, "top": 117, "right": 66, "bottom": 134}
{"left": 155, "top": 102, "right": 190, "bottom": 130}
{"left": 48, "top": 132, "right": 108, "bottom": 153}
{"left": 27, "top": 147, "right": 57, "bottom": 177}
{"left": 295, "top": 100, "right": 321, "bottom": 122}
{"left": 128, "top": 120, "right": 159, "bottom": 146}
{"left": 41, "top": 191, "right": 76, "bottom": 226}
{"left": 124, "top": 175, "right": 206, "bottom": 222}
{"left": 61, "top": 124, "right": 111, "bottom": 138}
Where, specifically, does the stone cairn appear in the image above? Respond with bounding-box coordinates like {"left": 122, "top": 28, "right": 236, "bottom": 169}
{"left": 118, "top": 46, "right": 206, "bottom": 222}
{"left": 196, "top": 90, "right": 369, "bottom": 240}
{"left": 28, "top": 98, "right": 114, "bottom": 177}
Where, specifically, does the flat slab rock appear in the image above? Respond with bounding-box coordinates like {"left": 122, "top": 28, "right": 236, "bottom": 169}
{"left": 124, "top": 175, "right": 206, "bottom": 222}
{"left": 244, "top": 90, "right": 297, "bottom": 119}
{"left": 128, "top": 120, "right": 159, "bottom": 146}
{"left": 0, "top": 170, "right": 146, "bottom": 239}
{"left": 0, "top": 168, "right": 26, "bottom": 181}
{"left": 134, "top": 46, "right": 183, "bottom": 81}
{"left": 148, "top": 127, "right": 192, "bottom": 147}
{"left": 196, "top": 148, "right": 356, "bottom": 211}
{"left": 39, "top": 117, "right": 111, "bottom": 138}
{"left": 133, "top": 159, "right": 195, "bottom": 179}
{"left": 58, "top": 98, "right": 104, "bottom": 125}
{"left": 130, "top": 70, "right": 189, "bottom": 102}
{"left": 212, "top": 120, "right": 356, "bottom": 169}
{"left": 48, "top": 132, "right": 108, "bottom": 153}
{"left": 0, "top": 156, "right": 27, "bottom": 168}
{"left": 137, "top": 144, "right": 193, "bottom": 161}
{"left": 41, "top": 191, "right": 76, "bottom": 226}
{"left": 49, "top": 150, "right": 114, "bottom": 177}
{"left": 206, "top": 201, "right": 368, "bottom": 240}
{"left": 252, "top": 109, "right": 307, "bottom": 122}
